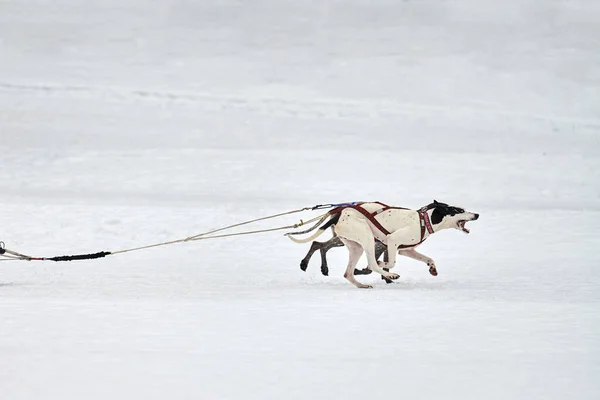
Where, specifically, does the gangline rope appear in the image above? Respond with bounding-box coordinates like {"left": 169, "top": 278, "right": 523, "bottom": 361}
{"left": 0, "top": 203, "right": 343, "bottom": 263}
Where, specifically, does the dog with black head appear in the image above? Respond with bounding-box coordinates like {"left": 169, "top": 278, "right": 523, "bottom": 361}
{"left": 288, "top": 200, "right": 479, "bottom": 288}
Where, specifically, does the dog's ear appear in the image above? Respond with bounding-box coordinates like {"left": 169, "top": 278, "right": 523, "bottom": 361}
{"left": 431, "top": 207, "right": 445, "bottom": 225}
{"left": 433, "top": 199, "right": 439, "bottom": 205}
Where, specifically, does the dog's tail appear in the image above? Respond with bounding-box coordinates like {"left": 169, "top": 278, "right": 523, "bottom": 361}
{"left": 285, "top": 213, "right": 341, "bottom": 244}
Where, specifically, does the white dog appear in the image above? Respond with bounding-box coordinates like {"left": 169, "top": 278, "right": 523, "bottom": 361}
{"left": 287, "top": 200, "right": 479, "bottom": 288}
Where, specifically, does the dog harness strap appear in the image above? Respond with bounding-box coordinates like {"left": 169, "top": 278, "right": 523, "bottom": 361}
{"left": 421, "top": 208, "right": 434, "bottom": 235}
{"left": 396, "top": 209, "right": 433, "bottom": 249}
{"left": 372, "top": 205, "right": 389, "bottom": 216}
{"left": 330, "top": 203, "right": 391, "bottom": 235}
{"left": 372, "top": 202, "right": 411, "bottom": 216}
{"left": 352, "top": 204, "right": 391, "bottom": 236}
{"left": 329, "top": 206, "right": 343, "bottom": 215}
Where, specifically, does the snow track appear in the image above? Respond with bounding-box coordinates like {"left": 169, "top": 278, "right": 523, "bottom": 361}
{"left": 1, "top": 0, "right": 599, "bottom": 399}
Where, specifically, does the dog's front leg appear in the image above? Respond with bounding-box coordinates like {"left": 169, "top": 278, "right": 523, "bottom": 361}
{"left": 378, "top": 242, "right": 397, "bottom": 284}
{"left": 398, "top": 249, "right": 438, "bottom": 276}
{"left": 382, "top": 228, "right": 414, "bottom": 271}
{"left": 373, "top": 235, "right": 401, "bottom": 284}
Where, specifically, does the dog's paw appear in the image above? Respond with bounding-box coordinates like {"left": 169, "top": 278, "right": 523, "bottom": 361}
{"left": 321, "top": 266, "right": 329, "bottom": 276}
{"left": 357, "top": 284, "right": 373, "bottom": 289}
{"left": 300, "top": 260, "right": 308, "bottom": 271}
{"left": 381, "top": 268, "right": 397, "bottom": 283}
{"left": 354, "top": 268, "right": 372, "bottom": 275}
{"left": 427, "top": 261, "right": 438, "bottom": 276}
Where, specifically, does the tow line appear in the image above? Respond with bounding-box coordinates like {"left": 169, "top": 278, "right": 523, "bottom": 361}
{"left": 0, "top": 203, "right": 346, "bottom": 263}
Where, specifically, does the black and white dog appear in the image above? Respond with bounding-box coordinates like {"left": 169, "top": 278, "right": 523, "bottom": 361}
{"left": 288, "top": 200, "right": 479, "bottom": 288}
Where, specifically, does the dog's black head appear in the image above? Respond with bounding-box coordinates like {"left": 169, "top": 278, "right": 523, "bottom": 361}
{"left": 428, "top": 200, "right": 479, "bottom": 233}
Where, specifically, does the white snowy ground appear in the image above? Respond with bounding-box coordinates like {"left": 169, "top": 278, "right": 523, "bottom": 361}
{"left": 1, "top": 1, "right": 599, "bottom": 399}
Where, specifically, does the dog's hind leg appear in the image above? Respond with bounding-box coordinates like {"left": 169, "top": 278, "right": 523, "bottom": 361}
{"left": 317, "top": 236, "right": 344, "bottom": 276}
{"left": 339, "top": 238, "right": 372, "bottom": 289}
{"left": 300, "top": 241, "right": 323, "bottom": 272}
{"left": 398, "top": 249, "right": 438, "bottom": 276}
{"left": 300, "top": 235, "right": 372, "bottom": 277}
{"left": 300, "top": 236, "right": 345, "bottom": 276}
{"left": 376, "top": 241, "right": 388, "bottom": 263}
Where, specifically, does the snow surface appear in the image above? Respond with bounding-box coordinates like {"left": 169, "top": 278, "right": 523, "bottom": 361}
{"left": 1, "top": 1, "right": 599, "bottom": 399}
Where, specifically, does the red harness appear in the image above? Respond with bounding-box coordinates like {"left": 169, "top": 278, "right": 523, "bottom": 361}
{"left": 329, "top": 202, "right": 434, "bottom": 248}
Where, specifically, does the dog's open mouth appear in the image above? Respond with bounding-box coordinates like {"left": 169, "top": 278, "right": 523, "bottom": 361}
{"left": 457, "top": 220, "right": 470, "bottom": 234}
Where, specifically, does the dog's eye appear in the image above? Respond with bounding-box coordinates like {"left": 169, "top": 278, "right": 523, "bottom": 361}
{"left": 455, "top": 208, "right": 464, "bottom": 213}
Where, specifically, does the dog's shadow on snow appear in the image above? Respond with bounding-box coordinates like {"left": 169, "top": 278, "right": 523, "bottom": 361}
{"left": 300, "top": 275, "right": 458, "bottom": 291}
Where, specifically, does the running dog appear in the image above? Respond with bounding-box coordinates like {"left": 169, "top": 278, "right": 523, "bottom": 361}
{"left": 288, "top": 200, "right": 479, "bottom": 288}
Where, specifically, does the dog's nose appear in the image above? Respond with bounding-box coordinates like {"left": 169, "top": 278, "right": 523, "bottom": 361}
{"left": 473, "top": 213, "right": 479, "bottom": 220}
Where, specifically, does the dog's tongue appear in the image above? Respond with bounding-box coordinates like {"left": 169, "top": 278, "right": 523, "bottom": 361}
{"left": 459, "top": 221, "right": 470, "bottom": 234}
